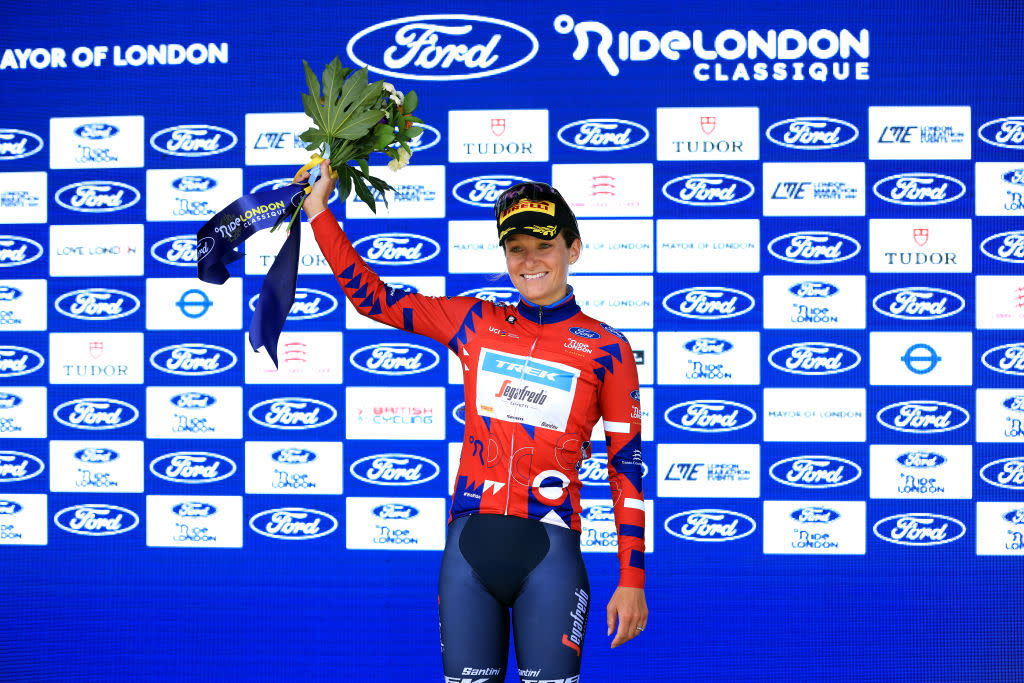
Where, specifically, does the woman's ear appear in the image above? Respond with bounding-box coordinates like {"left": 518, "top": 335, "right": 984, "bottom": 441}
{"left": 569, "top": 238, "right": 582, "bottom": 265}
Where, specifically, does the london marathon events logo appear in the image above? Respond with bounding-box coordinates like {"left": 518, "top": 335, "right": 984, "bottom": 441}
{"left": 767, "top": 342, "right": 861, "bottom": 376}
{"left": 149, "top": 124, "right": 237, "bottom": 157}
{"left": 664, "top": 509, "right": 756, "bottom": 542}
{"left": 55, "top": 181, "right": 141, "bottom": 213}
{"left": 54, "top": 504, "right": 139, "bottom": 536}
{"left": 248, "top": 398, "right": 337, "bottom": 430}
{"left": 0, "top": 345, "right": 45, "bottom": 378}
{"left": 663, "top": 287, "right": 755, "bottom": 320}
{"left": 766, "top": 117, "right": 859, "bottom": 149}
{"left": 247, "top": 288, "right": 338, "bottom": 321}
{"left": 249, "top": 508, "right": 338, "bottom": 540}
{"left": 978, "top": 116, "right": 1024, "bottom": 149}
{"left": 149, "top": 343, "right": 237, "bottom": 376}
{"left": 0, "top": 129, "right": 44, "bottom": 160}
{"left": 350, "top": 454, "right": 440, "bottom": 485}
{"left": 53, "top": 398, "right": 140, "bottom": 430}
{"left": 664, "top": 400, "right": 756, "bottom": 433}
{"left": 767, "top": 231, "right": 860, "bottom": 264}
{"left": 350, "top": 343, "right": 440, "bottom": 376}
{"left": 0, "top": 451, "right": 45, "bottom": 482}
{"left": 979, "top": 231, "right": 1024, "bottom": 263}
{"left": 54, "top": 287, "right": 140, "bottom": 321}
{"left": 873, "top": 513, "right": 965, "bottom": 546}
{"left": 981, "top": 343, "right": 1024, "bottom": 376}
{"left": 769, "top": 456, "right": 861, "bottom": 488}
{"left": 876, "top": 400, "right": 970, "bottom": 434}
{"left": 557, "top": 118, "right": 649, "bottom": 151}
{"left": 980, "top": 457, "right": 1024, "bottom": 490}
{"left": 352, "top": 233, "right": 440, "bottom": 266}
{"left": 872, "top": 173, "right": 965, "bottom": 206}
{"left": 452, "top": 175, "right": 532, "bottom": 207}
{"left": 0, "top": 236, "right": 44, "bottom": 267}
{"left": 872, "top": 286, "right": 965, "bottom": 321}
{"left": 150, "top": 452, "right": 236, "bottom": 483}
{"left": 662, "top": 173, "right": 755, "bottom": 206}
{"left": 346, "top": 14, "right": 539, "bottom": 81}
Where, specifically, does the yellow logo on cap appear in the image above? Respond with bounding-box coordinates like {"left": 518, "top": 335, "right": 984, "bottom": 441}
{"left": 499, "top": 199, "right": 555, "bottom": 225}
{"left": 498, "top": 224, "right": 558, "bottom": 240}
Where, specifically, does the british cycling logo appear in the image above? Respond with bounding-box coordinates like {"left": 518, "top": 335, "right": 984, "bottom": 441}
{"left": 767, "top": 342, "right": 861, "bottom": 375}
{"left": 982, "top": 343, "right": 1024, "bottom": 376}
{"left": 556, "top": 118, "right": 649, "bottom": 151}
{"left": 73, "top": 447, "right": 119, "bottom": 464}
{"left": 662, "top": 173, "right": 755, "bottom": 206}
{"left": 150, "top": 124, "right": 237, "bottom": 157}
{"left": 0, "top": 129, "right": 44, "bottom": 160}
{"left": 248, "top": 398, "right": 337, "bottom": 430}
{"left": 54, "top": 287, "right": 140, "bottom": 320}
{"left": 54, "top": 504, "right": 139, "bottom": 536}
{"left": 873, "top": 173, "right": 965, "bottom": 206}
{"left": 664, "top": 400, "right": 756, "bottom": 432}
{"left": 249, "top": 508, "right": 338, "bottom": 539}
{"left": 876, "top": 400, "right": 969, "bottom": 434}
{"left": 150, "top": 452, "right": 237, "bottom": 483}
{"left": 664, "top": 509, "right": 756, "bottom": 541}
{"left": 873, "top": 513, "right": 965, "bottom": 546}
{"left": 0, "top": 345, "right": 45, "bottom": 377}
{"left": 769, "top": 456, "right": 861, "bottom": 488}
{"left": 979, "top": 231, "right": 1024, "bottom": 263}
{"left": 150, "top": 343, "right": 237, "bottom": 376}
{"left": 350, "top": 454, "right": 440, "bottom": 485}
{"left": 0, "top": 451, "right": 44, "bottom": 482}
{"left": 352, "top": 233, "right": 440, "bottom": 266}
{"left": 766, "top": 117, "right": 858, "bottom": 149}
{"left": 0, "top": 236, "right": 44, "bottom": 267}
{"left": 872, "top": 287, "right": 965, "bottom": 321}
{"left": 767, "top": 230, "right": 859, "bottom": 264}
{"left": 247, "top": 288, "right": 338, "bottom": 320}
{"left": 55, "top": 181, "right": 140, "bottom": 213}
{"left": 53, "top": 398, "right": 140, "bottom": 430}
{"left": 452, "top": 175, "right": 533, "bottom": 207}
{"left": 350, "top": 343, "right": 441, "bottom": 376}
{"left": 980, "top": 458, "right": 1024, "bottom": 489}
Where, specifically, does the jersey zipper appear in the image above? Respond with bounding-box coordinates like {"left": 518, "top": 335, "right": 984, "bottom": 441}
{"left": 504, "top": 303, "right": 542, "bottom": 515}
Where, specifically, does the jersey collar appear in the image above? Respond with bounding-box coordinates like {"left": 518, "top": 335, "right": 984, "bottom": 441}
{"left": 516, "top": 286, "right": 581, "bottom": 324}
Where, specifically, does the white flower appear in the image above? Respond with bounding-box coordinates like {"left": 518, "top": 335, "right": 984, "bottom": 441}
{"left": 387, "top": 147, "right": 411, "bottom": 172}
{"left": 382, "top": 82, "right": 404, "bottom": 106}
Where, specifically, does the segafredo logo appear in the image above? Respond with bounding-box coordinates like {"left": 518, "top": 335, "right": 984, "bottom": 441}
{"left": 74, "top": 123, "right": 118, "bottom": 139}
{"left": 54, "top": 504, "right": 138, "bottom": 536}
{"left": 980, "top": 458, "right": 1024, "bottom": 489}
{"left": 663, "top": 287, "right": 755, "bottom": 320}
{"left": 53, "top": 398, "right": 139, "bottom": 430}
{"left": 54, "top": 287, "right": 140, "bottom": 320}
{"left": 664, "top": 400, "right": 756, "bottom": 433}
{"left": 557, "top": 118, "right": 649, "bottom": 151}
{"left": 405, "top": 122, "right": 441, "bottom": 151}
{"left": 872, "top": 286, "right": 965, "bottom": 321}
{"left": 0, "top": 129, "right": 44, "bottom": 160}
{"left": 458, "top": 286, "right": 519, "bottom": 304}
{"left": 149, "top": 124, "right": 238, "bottom": 157}
{"left": 0, "top": 346, "right": 45, "bottom": 377}
{"left": 767, "top": 231, "right": 860, "bottom": 264}
{"left": 790, "top": 506, "right": 841, "bottom": 523}
{"left": 765, "top": 117, "right": 858, "bottom": 149}
{"left": 896, "top": 451, "right": 946, "bottom": 468}
{"left": 979, "top": 231, "right": 1024, "bottom": 263}
{"left": 873, "top": 513, "right": 965, "bottom": 546}
{"left": 373, "top": 503, "right": 419, "bottom": 519}
{"left": 767, "top": 342, "right": 861, "bottom": 375}
{"left": 150, "top": 343, "right": 237, "bottom": 376}
{"left": 0, "top": 236, "right": 44, "bottom": 267}
{"left": 350, "top": 454, "right": 440, "bottom": 485}
{"left": 978, "top": 116, "right": 1024, "bottom": 149}
{"left": 55, "top": 181, "right": 140, "bottom": 213}
{"left": 872, "top": 173, "right": 965, "bottom": 205}
{"left": 352, "top": 233, "right": 440, "bottom": 265}
{"left": 73, "top": 447, "right": 119, "bottom": 464}
{"left": 981, "top": 343, "right": 1024, "bottom": 376}
{"left": 876, "top": 400, "right": 969, "bottom": 434}
{"left": 664, "top": 509, "right": 756, "bottom": 542}
{"left": 570, "top": 327, "right": 600, "bottom": 340}
{"left": 247, "top": 288, "right": 338, "bottom": 320}
{"left": 173, "top": 502, "right": 217, "bottom": 518}
{"left": 170, "top": 392, "right": 216, "bottom": 409}
{"left": 248, "top": 398, "right": 337, "bottom": 430}
{"left": 350, "top": 343, "right": 440, "bottom": 376}
{"left": 150, "top": 452, "right": 237, "bottom": 483}
{"left": 171, "top": 175, "right": 217, "bottom": 192}
{"left": 346, "top": 14, "right": 539, "bottom": 81}
{"left": 0, "top": 451, "right": 45, "bottom": 482}
{"left": 789, "top": 281, "right": 838, "bottom": 298}
{"left": 684, "top": 337, "right": 733, "bottom": 355}
{"left": 578, "top": 457, "right": 649, "bottom": 486}
{"left": 452, "top": 175, "right": 532, "bottom": 207}
{"left": 249, "top": 508, "right": 338, "bottom": 539}
{"left": 662, "top": 173, "right": 755, "bottom": 206}
{"left": 769, "top": 456, "right": 861, "bottom": 488}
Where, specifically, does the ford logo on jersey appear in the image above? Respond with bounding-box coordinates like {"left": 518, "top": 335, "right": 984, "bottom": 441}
{"left": 876, "top": 400, "right": 970, "bottom": 434}
{"left": 769, "top": 456, "right": 861, "bottom": 488}
{"left": 55, "top": 181, "right": 141, "bottom": 213}
{"left": 350, "top": 454, "right": 440, "bottom": 485}
{"left": 662, "top": 173, "right": 755, "bottom": 206}
{"left": 150, "top": 235, "right": 197, "bottom": 266}
{"left": 149, "top": 124, "right": 237, "bottom": 157}
{"left": 873, "top": 513, "right": 965, "bottom": 546}
{"left": 54, "top": 504, "right": 139, "bottom": 536}
{"left": 556, "top": 118, "right": 649, "bottom": 151}
{"left": 664, "top": 509, "right": 756, "bottom": 542}
{"left": 150, "top": 343, "right": 237, "bottom": 376}
{"left": 684, "top": 338, "right": 733, "bottom": 355}
{"left": 765, "top": 117, "right": 859, "bottom": 149}
{"left": 978, "top": 117, "right": 1024, "bottom": 149}
{"left": 578, "top": 458, "right": 649, "bottom": 486}
{"left": 171, "top": 175, "right": 218, "bottom": 192}
{"left": 767, "top": 230, "right": 860, "bottom": 264}
{"left": 452, "top": 175, "right": 533, "bottom": 207}
{"left": 569, "top": 327, "right": 600, "bottom": 340}
{"left": 73, "top": 447, "right": 119, "bottom": 464}
{"left": 0, "top": 346, "right": 45, "bottom": 377}
{"left": 0, "top": 500, "right": 23, "bottom": 515}
{"left": 1002, "top": 169, "right": 1024, "bottom": 186}
{"left": 896, "top": 451, "right": 946, "bottom": 468}
{"left": 403, "top": 122, "right": 441, "bottom": 151}
{"left": 872, "top": 286, "right": 965, "bottom": 320}
{"left": 0, "top": 392, "right": 24, "bottom": 408}
{"left": 790, "top": 507, "right": 841, "bottom": 523}
{"left": 373, "top": 503, "right": 419, "bottom": 519}
{"left": 0, "top": 235, "right": 44, "bottom": 267}
{"left": 664, "top": 400, "right": 756, "bottom": 433}
{"left": 980, "top": 458, "right": 1024, "bottom": 489}
{"left": 170, "top": 392, "right": 216, "bottom": 409}
{"left": 150, "top": 452, "right": 236, "bottom": 483}
{"left": 452, "top": 402, "right": 466, "bottom": 424}
{"left": 248, "top": 398, "right": 337, "bottom": 430}
{"left": 767, "top": 343, "right": 861, "bottom": 375}
{"left": 981, "top": 343, "right": 1024, "bottom": 376}
{"left": 249, "top": 508, "right": 339, "bottom": 540}
{"left": 173, "top": 502, "right": 217, "bottom": 518}
{"left": 789, "top": 281, "right": 838, "bottom": 298}
{"left": 630, "top": 390, "right": 641, "bottom": 401}
{"left": 663, "top": 287, "right": 755, "bottom": 320}
{"left": 0, "top": 129, "right": 44, "bottom": 160}
{"left": 54, "top": 288, "right": 140, "bottom": 320}
{"left": 873, "top": 173, "right": 966, "bottom": 205}
{"left": 346, "top": 15, "right": 539, "bottom": 81}
{"left": 247, "top": 288, "right": 338, "bottom": 320}
{"left": 458, "top": 286, "right": 519, "bottom": 304}
{"left": 352, "top": 233, "right": 440, "bottom": 266}
{"left": 74, "top": 123, "right": 118, "bottom": 139}
{"left": 53, "top": 398, "right": 139, "bottom": 430}
{"left": 979, "top": 231, "right": 1024, "bottom": 263}
{"left": 0, "top": 451, "right": 45, "bottom": 482}
{"left": 350, "top": 343, "right": 440, "bottom": 376}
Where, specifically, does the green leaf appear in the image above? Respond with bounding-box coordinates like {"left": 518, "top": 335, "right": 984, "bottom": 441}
{"left": 400, "top": 140, "right": 412, "bottom": 155}
{"left": 322, "top": 57, "right": 347, "bottom": 111}
{"left": 336, "top": 165, "right": 353, "bottom": 204}
{"left": 303, "top": 60, "right": 320, "bottom": 100}
{"left": 336, "top": 110, "right": 388, "bottom": 140}
{"left": 352, "top": 175, "right": 376, "bottom": 213}
{"left": 357, "top": 158, "right": 369, "bottom": 176}
{"left": 301, "top": 93, "right": 329, "bottom": 135}
{"left": 405, "top": 126, "right": 424, "bottom": 139}
{"left": 402, "top": 90, "right": 418, "bottom": 114}
{"left": 365, "top": 175, "right": 392, "bottom": 210}
{"left": 338, "top": 67, "right": 369, "bottom": 117}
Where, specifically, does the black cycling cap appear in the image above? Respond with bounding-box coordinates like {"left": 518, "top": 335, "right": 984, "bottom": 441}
{"left": 493, "top": 181, "right": 580, "bottom": 244}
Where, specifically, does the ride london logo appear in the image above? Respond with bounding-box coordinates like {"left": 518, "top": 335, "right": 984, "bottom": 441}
{"left": 244, "top": 442, "right": 344, "bottom": 495}
{"left": 49, "top": 116, "right": 144, "bottom": 169}
{"left": 345, "top": 497, "right": 446, "bottom": 550}
{"left": 763, "top": 501, "right": 866, "bottom": 554}
{"left": 146, "top": 496, "right": 243, "bottom": 548}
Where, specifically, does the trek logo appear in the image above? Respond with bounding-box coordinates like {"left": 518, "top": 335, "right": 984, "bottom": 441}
{"left": 483, "top": 353, "right": 573, "bottom": 391}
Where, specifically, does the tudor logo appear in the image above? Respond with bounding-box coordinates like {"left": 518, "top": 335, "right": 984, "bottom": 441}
{"left": 700, "top": 116, "right": 715, "bottom": 134}
{"left": 913, "top": 227, "right": 929, "bottom": 246}
{"left": 490, "top": 118, "right": 505, "bottom": 136}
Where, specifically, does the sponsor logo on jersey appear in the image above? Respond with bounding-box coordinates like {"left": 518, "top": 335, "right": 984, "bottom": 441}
{"left": 248, "top": 398, "right": 337, "bottom": 430}
{"left": 0, "top": 345, "right": 44, "bottom": 377}
{"left": 249, "top": 508, "right": 338, "bottom": 539}
{"left": 350, "top": 343, "right": 440, "bottom": 375}
{"left": 981, "top": 343, "right": 1024, "bottom": 376}
{"left": 578, "top": 458, "right": 649, "bottom": 486}
{"left": 54, "top": 504, "right": 139, "bottom": 536}
{"left": 372, "top": 503, "right": 419, "bottom": 519}
{"left": 664, "top": 509, "right": 756, "bottom": 542}
{"left": 873, "top": 172, "right": 965, "bottom": 205}
{"left": 873, "top": 513, "right": 965, "bottom": 546}
{"left": 872, "top": 286, "right": 965, "bottom": 320}
{"left": 662, "top": 173, "right": 755, "bottom": 206}
{"left": 978, "top": 116, "right": 1024, "bottom": 149}
{"left": 458, "top": 286, "right": 519, "bottom": 304}
{"left": 149, "top": 124, "right": 237, "bottom": 157}
{"left": 767, "top": 230, "right": 860, "bottom": 264}
{"left": 0, "top": 235, "right": 44, "bottom": 267}
{"left": 876, "top": 400, "right": 970, "bottom": 433}
{"left": 664, "top": 400, "right": 756, "bottom": 432}
{"left": 765, "top": 117, "right": 858, "bottom": 149}
{"left": 150, "top": 343, "right": 237, "bottom": 376}
{"left": 150, "top": 452, "right": 237, "bottom": 483}
{"left": 352, "top": 233, "right": 440, "bottom": 266}
{"left": 350, "top": 454, "right": 440, "bottom": 485}
{"left": 0, "top": 451, "right": 45, "bottom": 482}
{"left": 55, "top": 181, "right": 141, "bottom": 213}
{"left": 53, "top": 398, "right": 139, "bottom": 430}
{"left": 767, "top": 342, "right": 861, "bottom": 375}
{"left": 979, "top": 231, "right": 1024, "bottom": 263}
{"left": 451, "top": 175, "right": 533, "bottom": 207}
{"left": 0, "top": 129, "right": 44, "bottom": 160}
{"left": 768, "top": 456, "right": 861, "bottom": 488}
{"left": 557, "top": 118, "right": 649, "bottom": 151}
{"left": 54, "top": 288, "right": 140, "bottom": 320}
{"left": 569, "top": 327, "right": 600, "bottom": 340}
{"left": 663, "top": 287, "right": 755, "bottom": 320}
{"left": 247, "top": 288, "right": 338, "bottom": 321}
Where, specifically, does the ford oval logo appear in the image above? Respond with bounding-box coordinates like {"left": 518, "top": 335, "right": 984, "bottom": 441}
{"left": 1003, "top": 169, "right": 1024, "bottom": 186}
{"left": 352, "top": 232, "right": 440, "bottom": 266}
{"left": 452, "top": 175, "right": 533, "bottom": 207}
{"left": 0, "top": 345, "right": 45, "bottom": 377}
{"left": 1003, "top": 396, "right": 1024, "bottom": 412}
{"left": 790, "top": 507, "right": 841, "bottom": 523}
{"left": 197, "top": 236, "right": 215, "bottom": 262}
{"left": 578, "top": 458, "right": 649, "bottom": 486}
{"left": 346, "top": 14, "right": 539, "bottom": 81}
{"left": 53, "top": 398, "right": 140, "bottom": 430}
{"left": 372, "top": 503, "right": 419, "bottom": 519}
{"left": 873, "top": 513, "right": 965, "bottom": 546}
{"left": 149, "top": 124, "right": 238, "bottom": 157}
{"left": 54, "top": 287, "right": 140, "bottom": 321}
{"left": 73, "top": 447, "right": 119, "bottom": 464}
{"left": 0, "top": 500, "right": 24, "bottom": 514}
{"left": 55, "top": 181, "right": 140, "bottom": 213}
{"left": 581, "top": 504, "right": 615, "bottom": 522}
{"left": 873, "top": 173, "right": 965, "bottom": 205}
{"left": 569, "top": 327, "right": 600, "bottom": 340}
{"left": 629, "top": 390, "right": 641, "bottom": 401}
{"left": 768, "top": 456, "right": 861, "bottom": 488}
{"left": 350, "top": 454, "right": 440, "bottom": 485}
{"left": 0, "top": 451, "right": 45, "bottom": 482}
{"left": 978, "top": 116, "right": 1024, "bottom": 149}
{"left": 1003, "top": 509, "right": 1024, "bottom": 525}
{"left": 664, "top": 509, "right": 756, "bottom": 542}
{"left": 684, "top": 337, "right": 733, "bottom": 355}
{"left": 150, "top": 343, "right": 237, "bottom": 376}
{"left": 981, "top": 343, "right": 1024, "bottom": 376}
{"left": 74, "top": 123, "right": 119, "bottom": 139}
{"left": 765, "top": 117, "right": 859, "bottom": 150}
{"left": 459, "top": 286, "right": 519, "bottom": 304}
{"left": 271, "top": 448, "right": 318, "bottom": 464}
{"left": 664, "top": 400, "right": 756, "bottom": 433}
{"left": 170, "top": 392, "right": 216, "bottom": 409}
{"left": 662, "top": 287, "right": 755, "bottom": 320}
{"left": 248, "top": 397, "right": 337, "bottom": 430}
{"left": 249, "top": 508, "right": 339, "bottom": 540}
{"left": 979, "top": 230, "right": 1024, "bottom": 264}
{"left": 54, "top": 504, "right": 138, "bottom": 536}
{"left": 350, "top": 342, "right": 440, "bottom": 376}
{"left": 980, "top": 458, "right": 1024, "bottom": 489}
{"left": 0, "top": 392, "right": 23, "bottom": 408}
{"left": 556, "top": 118, "right": 649, "bottom": 151}
{"left": 0, "top": 235, "right": 44, "bottom": 267}
{"left": 173, "top": 502, "right": 217, "bottom": 517}
{"left": 789, "top": 281, "right": 838, "bottom": 298}
{"left": 662, "top": 173, "right": 755, "bottom": 206}
{"left": 171, "top": 175, "right": 218, "bottom": 192}
{"left": 247, "top": 287, "right": 339, "bottom": 320}
{"left": 872, "top": 286, "right": 965, "bottom": 321}
{"left": 767, "top": 231, "right": 860, "bottom": 264}
{"left": 453, "top": 402, "right": 466, "bottom": 424}
{"left": 0, "top": 286, "right": 22, "bottom": 301}
{"left": 767, "top": 342, "right": 861, "bottom": 375}
{"left": 404, "top": 122, "right": 442, "bottom": 152}
{"left": 150, "top": 452, "right": 237, "bottom": 483}
{"left": 876, "top": 400, "right": 970, "bottom": 434}
{"left": 0, "top": 129, "right": 44, "bottom": 160}
{"left": 896, "top": 451, "right": 946, "bottom": 468}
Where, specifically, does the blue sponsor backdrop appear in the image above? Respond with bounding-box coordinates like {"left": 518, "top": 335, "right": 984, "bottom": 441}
{"left": 1, "top": 1, "right": 1022, "bottom": 681}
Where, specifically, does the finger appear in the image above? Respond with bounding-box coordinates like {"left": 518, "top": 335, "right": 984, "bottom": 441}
{"left": 611, "top": 615, "right": 641, "bottom": 648}
{"left": 606, "top": 604, "right": 615, "bottom": 636}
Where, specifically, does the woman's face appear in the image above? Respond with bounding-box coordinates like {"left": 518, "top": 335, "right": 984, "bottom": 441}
{"left": 503, "top": 233, "right": 581, "bottom": 306}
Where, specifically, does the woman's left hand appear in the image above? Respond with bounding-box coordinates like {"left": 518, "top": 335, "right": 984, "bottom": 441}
{"left": 606, "top": 586, "right": 648, "bottom": 648}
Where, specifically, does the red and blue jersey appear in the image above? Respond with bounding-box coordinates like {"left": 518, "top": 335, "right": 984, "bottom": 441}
{"left": 311, "top": 210, "right": 646, "bottom": 587}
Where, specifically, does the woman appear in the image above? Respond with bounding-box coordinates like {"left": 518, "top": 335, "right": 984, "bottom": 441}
{"left": 301, "top": 161, "right": 648, "bottom": 682}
